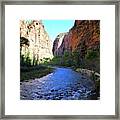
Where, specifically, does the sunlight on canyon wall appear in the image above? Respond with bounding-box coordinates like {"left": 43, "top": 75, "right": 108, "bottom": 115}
{"left": 20, "top": 20, "right": 53, "bottom": 65}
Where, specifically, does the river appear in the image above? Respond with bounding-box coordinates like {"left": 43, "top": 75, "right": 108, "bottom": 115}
{"left": 20, "top": 67, "right": 97, "bottom": 100}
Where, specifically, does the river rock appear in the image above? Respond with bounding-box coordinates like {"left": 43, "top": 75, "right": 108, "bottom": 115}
{"left": 20, "top": 67, "right": 97, "bottom": 100}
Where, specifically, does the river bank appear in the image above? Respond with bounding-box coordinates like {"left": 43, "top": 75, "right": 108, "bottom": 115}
{"left": 74, "top": 68, "right": 100, "bottom": 99}
{"left": 20, "top": 65, "right": 54, "bottom": 81}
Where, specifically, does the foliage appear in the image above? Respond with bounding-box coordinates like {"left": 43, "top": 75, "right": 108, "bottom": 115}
{"left": 20, "top": 44, "right": 100, "bottom": 81}
{"left": 49, "top": 50, "right": 80, "bottom": 67}
{"left": 49, "top": 56, "right": 62, "bottom": 66}
{"left": 49, "top": 48, "right": 100, "bottom": 73}
{"left": 20, "top": 37, "right": 29, "bottom": 47}
{"left": 42, "top": 58, "right": 51, "bottom": 64}
{"left": 20, "top": 52, "right": 54, "bottom": 81}
{"left": 20, "top": 65, "right": 54, "bottom": 81}
{"left": 85, "top": 49, "right": 99, "bottom": 60}
{"left": 20, "top": 52, "right": 32, "bottom": 67}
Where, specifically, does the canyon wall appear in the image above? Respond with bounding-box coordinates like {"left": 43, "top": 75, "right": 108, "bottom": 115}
{"left": 20, "top": 20, "right": 53, "bottom": 65}
{"left": 53, "top": 20, "right": 100, "bottom": 72}
{"left": 70, "top": 20, "right": 100, "bottom": 57}
{"left": 53, "top": 20, "right": 100, "bottom": 56}
{"left": 52, "top": 32, "right": 68, "bottom": 56}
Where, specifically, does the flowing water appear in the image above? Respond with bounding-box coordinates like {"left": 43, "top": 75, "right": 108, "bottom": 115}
{"left": 20, "top": 67, "right": 97, "bottom": 100}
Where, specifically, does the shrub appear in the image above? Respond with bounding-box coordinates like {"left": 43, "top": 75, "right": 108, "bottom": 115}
{"left": 85, "top": 49, "right": 99, "bottom": 60}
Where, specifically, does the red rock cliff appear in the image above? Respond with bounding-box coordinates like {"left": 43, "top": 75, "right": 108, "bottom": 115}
{"left": 53, "top": 20, "right": 100, "bottom": 58}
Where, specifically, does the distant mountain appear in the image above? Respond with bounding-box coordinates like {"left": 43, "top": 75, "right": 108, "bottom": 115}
{"left": 52, "top": 32, "right": 68, "bottom": 56}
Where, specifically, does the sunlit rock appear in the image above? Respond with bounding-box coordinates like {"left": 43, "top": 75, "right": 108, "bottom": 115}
{"left": 53, "top": 20, "right": 100, "bottom": 56}
{"left": 52, "top": 32, "right": 68, "bottom": 56}
{"left": 20, "top": 20, "right": 53, "bottom": 65}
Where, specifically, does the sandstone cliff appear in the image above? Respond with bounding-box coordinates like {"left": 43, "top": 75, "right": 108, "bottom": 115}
{"left": 53, "top": 20, "right": 100, "bottom": 72}
{"left": 20, "top": 20, "right": 53, "bottom": 65}
{"left": 53, "top": 20, "right": 100, "bottom": 56}
{"left": 70, "top": 20, "right": 100, "bottom": 56}
{"left": 53, "top": 32, "right": 68, "bottom": 56}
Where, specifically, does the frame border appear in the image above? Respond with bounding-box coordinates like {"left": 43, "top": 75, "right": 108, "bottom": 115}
{"left": 0, "top": 0, "right": 119, "bottom": 119}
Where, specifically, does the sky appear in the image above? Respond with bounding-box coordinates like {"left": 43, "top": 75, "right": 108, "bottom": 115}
{"left": 42, "top": 20, "right": 74, "bottom": 41}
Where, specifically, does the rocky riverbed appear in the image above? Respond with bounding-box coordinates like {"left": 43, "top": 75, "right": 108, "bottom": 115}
{"left": 20, "top": 67, "right": 98, "bottom": 100}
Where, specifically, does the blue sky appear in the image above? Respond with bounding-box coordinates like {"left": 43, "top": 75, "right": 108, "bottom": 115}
{"left": 42, "top": 20, "right": 74, "bottom": 41}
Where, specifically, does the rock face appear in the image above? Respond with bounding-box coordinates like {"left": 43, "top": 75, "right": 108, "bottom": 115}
{"left": 53, "top": 20, "right": 100, "bottom": 72}
{"left": 52, "top": 33, "right": 68, "bottom": 56}
{"left": 70, "top": 20, "right": 100, "bottom": 58}
{"left": 53, "top": 20, "right": 100, "bottom": 57}
{"left": 20, "top": 20, "right": 53, "bottom": 65}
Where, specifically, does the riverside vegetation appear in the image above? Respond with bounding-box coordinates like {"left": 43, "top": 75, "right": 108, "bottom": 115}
{"left": 20, "top": 20, "right": 100, "bottom": 99}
